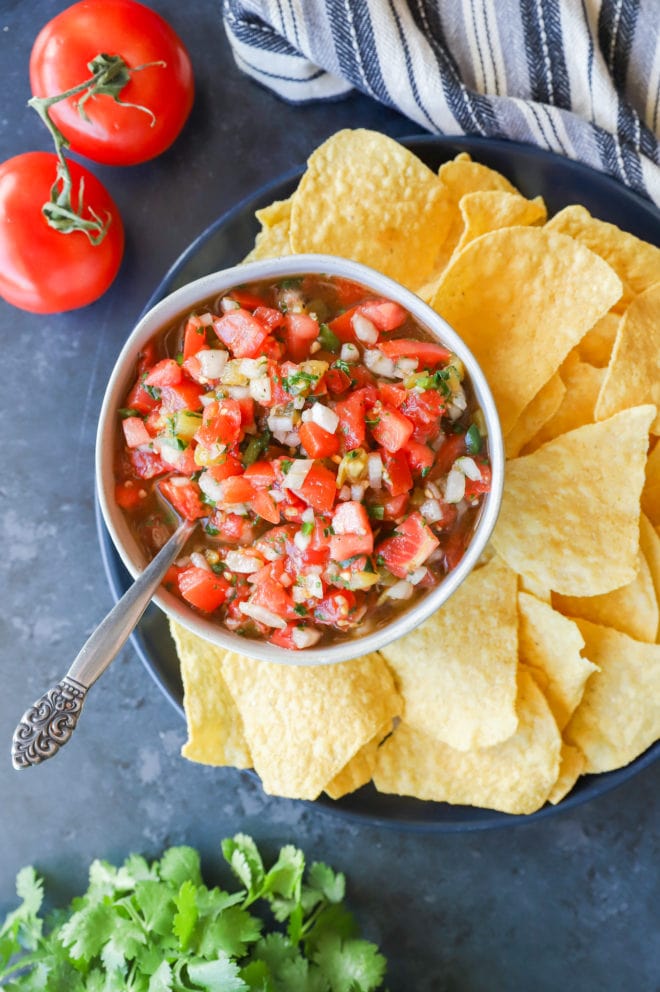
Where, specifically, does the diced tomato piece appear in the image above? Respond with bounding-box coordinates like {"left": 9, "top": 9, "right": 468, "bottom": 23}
{"left": 381, "top": 493, "right": 409, "bottom": 520}
{"left": 359, "top": 300, "right": 407, "bottom": 331}
{"left": 325, "top": 368, "right": 352, "bottom": 395}
{"left": 251, "top": 489, "right": 280, "bottom": 524}
{"left": 157, "top": 443, "right": 197, "bottom": 476}
{"left": 464, "top": 461, "right": 492, "bottom": 498}
{"left": 212, "top": 511, "right": 254, "bottom": 545}
{"left": 378, "top": 339, "right": 451, "bottom": 366}
{"left": 403, "top": 440, "right": 435, "bottom": 477}
{"left": 144, "top": 359, "right": 183, "bottom": 387}
{"left": 369, "top": 402, "right": 414, "bottom": 453}
{"left": 299, "top": 463, "right": 337, "bottom": 514}
{"left": 299, "top": 421, "right": 340, "bottom": 459}
{"left": 214, "top": 308, "right": 270, "bottom": 358}
{"left": 279, "top": 490, "right": 309, "bottom": 524}
{"left": 330, "top": 501, "right": 373, "bottom": 558}
{"left": 236, "top": 396, "right": 255, "bottom": 430}
{"left": 178, "top": 566, "right": 230, "bottom": 612}
{"left": 336, "top": 388, "right": 375, "bottom": 451}
{"left": 115, "top": 480, "right": 143, "bottom": 509}
{"left": 159, "top": 477, "right": 207, "bottom": 520}
{"left": 160, "top": 381, "right": 205, "bottom": 412}
{"left": 328, "top": 304, "right": 360, "bottom": 343}
{"left": 196, "top": 399, "right": 243, "bottom": 447}
{"left": 268, "top": 622, "right": 303, "bottom": 650}
{"left": 122, "top": 416, "right": 151, "bottom": 449}
{"left": 348, "top": 366, "right": 377, "bottom": 390}
{"left": 382, "top": 450, "right": 413, "bottom": 497}
{"left": 309, "top": 516, "right": 333, "bottom": 551}
{"left": 208, "top": 454, "right": 243, "bottom": 482}
{"left": 253, "top": 305, "right": 284, "bottom": 332}
{"left": 376, "top": 512, "right": 439, "bottom": 578}
{"left": 329, "top": 277, "right": 369, "bottom": 307}
{"left": 227, "top": 288, "right": 267, "bottom": 310}
{"left": 128, "top": 448, "right": 169, "bottom": 479}
{"left": 125, "top": 376, "right": 158, "bottom": 415}
{"left": 314, "top": 589, "right": 357, "bottom": 626}
{"left": 400, "top": 390, "right": 446, "bottom": 444}
{"left": 432, "top": 432, "right": 467, "bottom": 475}
{"left": 378, "top": 383, "right": 406, "bottom": 408}
{"left": 243, "top": 460, "right": 276, "bottom": 488}
{"left": 251, "top": 577, "right": 296, "bottom": 621}
{"left": 284, "top": 312, "right": 319, "bottom": 363}
{"left": 136, "top": 342, "right": 158, "bottom": 373}
{"left": 264, "top": 359, "right": 292, "bottom": 408}
{"left": 254, "top": 524, "right": 297, "bottom": 560}
{"left": 221, "top": 475, "right": 256, "bottom": 504}
{"left": 183, "top": 318, "right": 208, "bottom": 360}
{"left": 330, "top": 532, "right": 374, "bottom": 560}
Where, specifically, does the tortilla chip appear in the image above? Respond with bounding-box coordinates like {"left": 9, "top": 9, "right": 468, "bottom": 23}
{"left": 640, "top": 514, "right": 660, "bottom": 633}
{"left": 504, "top": 373, "right": 565, "bottom": 458}
{"left": 438, "top": 153, "right": 518, "bottom": 196}
{"left": 642, "top": 441, "right": 660, "bottom": 526}
{"left": 380, "top": 556, "right": 518, "bottom": 750}
{"left": 525, "top": 353, "right": 605, "bottom": 452}
{"left": 547, "top": 744, "right": 586, "bottom": 805}
{"left": 373, "top": 670, "right": 561, "bottom": 815}
{"left": 255, "top": 197, "right": 293, "bottom": 228}
{"left": 564, "top": 619, "right": 660, "bottom": 773}
{"left": 455, "top": 190, "right": 546, "bottom": 255}
{"left": 243, "top": 216, "right": 292, "bottom": 262}
{"left": 553, "top": 550, "right": 659, "bottom": 644}
{"left": 518, "top": 593, "right": 598, "bottom": 729}
{"left": 546, "top": 205, "right": 660, "bottom": 311}
{"left": 491, "top": 405, "right": 655, "bottom": 596}
{"left": 576, "top": 311, "right": 620, "bottom": 367}
{"left": 595, "top": 282, "right": 660, "bottom": 433}
{"left": 518, "top": 574, "right": 552, "bottom": 602}
{"left": 289, "top": 129, "right": 453, "bottom": 291}
{"left": 169, "top": 620, "right": 252, "bottom": 769}
{"left": 218, "top": 650, "right": 401, "bottom": 800}
{"left": 324, "top": 722, "right": 391, "bottom": 800}
{"left": 429, "top": 226, "right": 622, "bottom": 433}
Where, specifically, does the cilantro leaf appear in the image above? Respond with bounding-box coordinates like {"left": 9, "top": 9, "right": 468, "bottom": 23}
{"left": 313, "top": 934, "right": 386, "bottom": 992}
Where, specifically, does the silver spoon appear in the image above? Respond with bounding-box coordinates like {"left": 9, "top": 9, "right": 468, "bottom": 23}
{"left": 11, "top": 518, "right": 195, "bottom": 769}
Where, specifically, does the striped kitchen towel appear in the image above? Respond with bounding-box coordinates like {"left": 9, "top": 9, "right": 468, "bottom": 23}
{"left": 223, "top": 0, "right": 660, "bottom": 206}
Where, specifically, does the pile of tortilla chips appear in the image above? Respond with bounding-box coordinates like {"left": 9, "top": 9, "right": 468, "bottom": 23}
{"left": 170, "top": 130, "right": 660, "bottom": 815}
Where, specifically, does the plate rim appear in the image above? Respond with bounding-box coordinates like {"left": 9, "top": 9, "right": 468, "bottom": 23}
{"left": 97, "top": 132, "right": 660, "bottom": 831}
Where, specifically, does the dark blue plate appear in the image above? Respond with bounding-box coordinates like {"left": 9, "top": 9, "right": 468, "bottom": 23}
{"left": 97, "top": 135, "right": 660, "bottom": 831}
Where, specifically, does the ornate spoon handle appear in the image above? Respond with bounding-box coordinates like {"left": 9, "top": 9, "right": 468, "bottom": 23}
{"left": 11, "top": 519, "right": 195, "bottom": 769}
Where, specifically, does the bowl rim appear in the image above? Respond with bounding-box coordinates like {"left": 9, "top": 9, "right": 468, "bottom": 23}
{"left": 96, "top": 252, "right": 504, "bottom": 665}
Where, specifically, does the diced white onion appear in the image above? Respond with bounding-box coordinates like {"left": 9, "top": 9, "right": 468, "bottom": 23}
{"left": 363, "top": 348, "right": 396, "bottom": 378}
{"left": 340, "top": 342, "right": 360, "bottom": 363}
{"left": 225, "top": 551, "right": 262, "bottom": 573}
{"left": 408, "top": 566, "right": 428, "bottom": 586}
{"left": 239, "top": 601, "right": 286, "bottom": 628}
{"left": 284, "top": 431, "right": 300, "bottom": 447}
{"left": 282, "top": 459, "right": 313, "bottom": 491}
{"left": 155, "top": 440, "right": 188, "bottom": 469}
{"left": 198, "top": 311, "right": 214, "bottom": 325}
{"left": 444, "top": 468, "right": 466, "bottom": 503}
{"left": 301, "top": 407, "right": 313, "bottom": 423}
{"left": 198, "top": 349, "right": 228, "bottom": 379}
{"left": 292, "top": 584, "right": 308, "bottom": 603}
{"left": 190, "top": 552, "right": 212, "bottom": 572}
{"left": 239, "top": 357, "right": 267, "bottom": 379}
{"left": 386, "top": 580, "right": 414, "bottom": 600}
{"left": 311, "top": 403, "right": 339, "bottom": 434}
{"left": 368, "top": 452, "right": 383, "bottom": 489}
{"left": 338, "top": 485, "right": 351, "bottom": 501}
{"left": 269, "top": 488, "right": 286, "bottom": 503}
{"left": 424, "top": 481, "right": 441, "bottom": 499}
{"left": 301, "top": 507, "right": 315, "bottom": 523}
{"left": 452, "top": 385, "right": 467, "bottom": 411}
{"left": 292, "top": 626, "right": 322, "bottom": 649}
{"left": 220, "top": 297, "right": 240, "bottom": 312}
{"left": 395, "top": 357, "right": 418, "bottom": 376}
{"left": 198, "top": 471, "right": 225, "bottom": 503}
{"left": 267, "top": 413, "right": 295, "bottom": 433}
{"left": 305, "top": 573, "right": 324, "bottom": 599}
{"left": 454, "top": 456, "right": 482, "bottom": 481}
{"left": 294, "top": 529, "right": 311, "bottom": 551}
{"left": 249, "top": 377, "right": 272, "bottom": 403}
{"left": 447, "top": 404, "right": 463, "bottom": 421}
{"left": 351, "top": 483, "right": 367, "bottom": 501}
{"left": 420, "top": 498, "right": 444, "bottom": 523}
{"left": 291, "top": 395, "right": 306, "bottom": 410}
{"left": 200, "top": 392, "right": 216, "bottom": 407}
{"left": 352, "top": 312, "right": 378, "bottom": 344}
{"left": 228, "top": 385, "right": 250, "bottom": 400}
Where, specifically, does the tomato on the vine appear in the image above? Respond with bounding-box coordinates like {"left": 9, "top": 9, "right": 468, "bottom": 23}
{"left": 29, "top": 0, "right": 194, "bottom": 166}
{"left": 0, "top": 152, "right": 124, "bottom": 313}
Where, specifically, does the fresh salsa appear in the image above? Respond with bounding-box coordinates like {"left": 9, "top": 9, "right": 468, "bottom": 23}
{"left": 114, "top": 274, "right": 492, "bottom": 649}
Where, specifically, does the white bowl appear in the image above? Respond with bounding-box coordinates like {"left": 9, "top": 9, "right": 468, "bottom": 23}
{"left": 96, "top": 254, "right": 504, "bottom": 665}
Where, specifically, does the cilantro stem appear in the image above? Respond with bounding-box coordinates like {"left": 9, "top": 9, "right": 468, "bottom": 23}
{"left": 27, "top": 53, "right": 165, "bottom": 244}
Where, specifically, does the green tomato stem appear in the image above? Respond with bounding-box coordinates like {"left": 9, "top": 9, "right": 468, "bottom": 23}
{"left": 27, "top": 53, "right": 165, "bottom": 244}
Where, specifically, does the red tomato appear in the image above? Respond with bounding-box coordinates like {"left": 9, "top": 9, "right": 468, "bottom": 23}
{"left": 299, "top": 421, "right": 340, "bottom": 459}
{"left": 299, "top": 464, "right": 337, "bottom": 514}
{"left": 0, "top": 152, "right": 123, "bottom": 313}
{"left": 283, "top": 312, "right": 319, "bottom": 362}
{"left": 29, "top": 0, "right": 194, "bottom": 166}
{"left": 178, "top": 566, "right": 229, "bottom": 612}
{"left": 214, "top": 308, "right": 270, "bottom": 358}
{"left": 145, "top": 359, "right": 182, "bottom": 387}
{"left": 376, "top": 512, "right": 439, "bottom": 578}
{"left": 159, "top": 476, "right": 206, "bottom": 520}
{"left": 122, "top": 416, "right": 151, "bottom": 448}
{"left": 382, "top": 450, "right": 413, "bottom": 497}
{"left": 378, "top": 339, "right": 451, "bottom": 365}
{"left": 369, "top": 402, "right": 414, "bottom": 453}
{"left": 182, "top": 318, "right": 207, "bottom": 360}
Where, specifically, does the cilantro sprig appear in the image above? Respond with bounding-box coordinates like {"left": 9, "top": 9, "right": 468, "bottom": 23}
{"left": 0, "top": 836, "right": 386, "bottom": 992}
